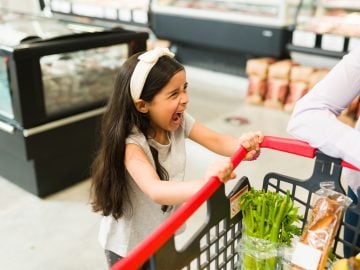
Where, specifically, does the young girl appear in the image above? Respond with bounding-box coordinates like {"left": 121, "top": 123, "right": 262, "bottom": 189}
{"left": 90, "top": 47, "right": 263, "bottom": 268}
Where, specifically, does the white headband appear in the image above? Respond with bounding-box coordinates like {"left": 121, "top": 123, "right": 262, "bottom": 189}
{"left": 130, "top": 47, "right": 175, "bottom": 101}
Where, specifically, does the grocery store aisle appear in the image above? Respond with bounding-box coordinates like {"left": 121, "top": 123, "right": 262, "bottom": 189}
{"left": 0, "top": 67, "right": 314, "bottom": 270}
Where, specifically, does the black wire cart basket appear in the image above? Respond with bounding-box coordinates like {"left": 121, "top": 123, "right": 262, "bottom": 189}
{"left": 112, "top": 136, "right": 360, "bottom": 270}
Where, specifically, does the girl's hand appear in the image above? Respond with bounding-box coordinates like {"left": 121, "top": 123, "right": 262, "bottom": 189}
{"left": 239, "top": 131, "right": 264, "bottom": 161}
{"left": 204, "top": 158, "right": 236, "bottom": 184}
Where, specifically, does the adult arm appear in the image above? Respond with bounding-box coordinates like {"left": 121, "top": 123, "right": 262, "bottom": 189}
{"left": 287, "top": 47, "right": 360, "bottom": 168}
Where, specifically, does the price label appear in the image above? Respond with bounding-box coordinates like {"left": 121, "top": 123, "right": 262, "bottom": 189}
{"left": 291, "top": 242, "right": 321, "bottom": 270}
{"left": 229, "top": 185, "right": 248, "bottom": 219}
{"left": 51, "top": 0, "right": 71, "bottom": 14}
{"left": 292, "top": 30, "right": 316, "bottom": 48}
{"left": 104, "top": 7, "right": 118, "bottom": 20}
{"left": 348, "top": 37, "right": 360, "bottom": 52}
{"left": 321, "top": 34, "right": 345, "bottom": 52}
{"left": 118, "top": 9, "right": 132, "bottom": 22}
{"left": 72, "top": 3, "right": 104, "bottom": 18}
{"left": 132, "top": 9, "right": 148, "bottom": 24}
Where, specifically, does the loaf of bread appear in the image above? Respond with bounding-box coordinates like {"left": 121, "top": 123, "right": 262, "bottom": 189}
{"left": 299, "top": 196, "right": 343, "bottom": 270}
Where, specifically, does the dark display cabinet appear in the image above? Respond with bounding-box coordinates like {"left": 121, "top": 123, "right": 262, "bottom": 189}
{"left": 0, "top": 10, "right": 148, "bottom": 197}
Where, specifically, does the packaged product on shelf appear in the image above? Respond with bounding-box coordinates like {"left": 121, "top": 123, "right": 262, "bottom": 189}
{"left": 308, "top": 68, "right": 330, "bottom": 90}
{"left": 289, "top": 65, "right": 315, "bottom": 82}
{"left": 246, "top": 57, "right": 276, "bottom": 79}
{"left": 245, "top": 57, "right": 275, "bottom": 105}
{"left": 265, "top": 78, "right": 289, "bottom": 109}
{"left": 284, "top": 66, "right": 314, "bottom": 113}
{"left": 41, "top": 46, "right": 123, "bottom": 115}
{"left": 291, "top": 183, "right": 352, "bottom": 270}
{"left": 246, "top": 75, "right": 267, "bottom": 105}
{"left": 264, "top": 59, "right": 294, "bottom": 110}
{"left": 267, "top": 59, "right": 293, "bottom": 80}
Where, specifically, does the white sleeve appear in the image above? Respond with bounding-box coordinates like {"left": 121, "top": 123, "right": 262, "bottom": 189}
{"left": 287, "top": 46, "right": 360, "bottom": 169}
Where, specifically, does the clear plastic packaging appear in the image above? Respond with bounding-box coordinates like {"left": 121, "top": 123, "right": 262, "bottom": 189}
{"left": 291, "top": 181, "right": 352, "bottom": 270}
{"left": 237, "top": 233, "right": 280, "bottom": 270}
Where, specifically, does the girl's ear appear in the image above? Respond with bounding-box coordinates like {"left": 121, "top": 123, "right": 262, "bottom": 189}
{"left": 134, "top": 99, "right": 148, "bottom": 113}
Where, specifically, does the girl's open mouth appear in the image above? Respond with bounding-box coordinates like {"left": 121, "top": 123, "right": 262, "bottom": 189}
{"left": 171, "top": 112, "right": 183, "bottom": 124}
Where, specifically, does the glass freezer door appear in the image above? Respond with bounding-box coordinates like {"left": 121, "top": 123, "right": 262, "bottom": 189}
{"left": 40, "top": 44, "right": 129, "bottom": 116}
{"left": 0, "top": 56, "right": 14, "bottom": 119}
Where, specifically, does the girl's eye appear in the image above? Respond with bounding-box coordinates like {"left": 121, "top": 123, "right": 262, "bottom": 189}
{"left": 171, "top": 92, "right": 179, "bottom": 97}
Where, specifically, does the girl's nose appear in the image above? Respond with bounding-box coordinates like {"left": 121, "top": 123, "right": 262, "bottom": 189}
{"left": 180, "top": 92, "right": 188, "bottom": 104}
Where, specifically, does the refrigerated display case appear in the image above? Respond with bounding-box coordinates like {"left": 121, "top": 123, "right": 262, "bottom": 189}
{"left": 288, "top": 0, "right": 360, "bottom": 58}
{"left": 150, "top": 0, "right": 301, "bottom": 75}
{"left": 0, "top": 10, "right": 148, "bottom": 197}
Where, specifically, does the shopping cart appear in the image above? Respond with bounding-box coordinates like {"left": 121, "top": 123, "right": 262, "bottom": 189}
{"left": 112, "top": 136, "right": 360, "bottom": 270}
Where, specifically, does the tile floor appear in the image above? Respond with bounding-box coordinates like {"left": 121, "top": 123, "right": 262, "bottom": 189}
{"left": 0, "top": 66, "right": 315, "bottom": 270}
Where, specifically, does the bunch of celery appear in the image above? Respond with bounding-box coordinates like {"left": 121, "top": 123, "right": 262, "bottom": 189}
{"left": 238, "top": 188, "right": 302, "bottom": 270}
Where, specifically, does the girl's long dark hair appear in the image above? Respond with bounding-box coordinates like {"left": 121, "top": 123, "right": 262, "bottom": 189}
{"left": 90, "top": 52, "right": 184, "bottom": 219}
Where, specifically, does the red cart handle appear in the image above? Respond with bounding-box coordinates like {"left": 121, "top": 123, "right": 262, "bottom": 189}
{"left": 261, "top": 136, "right": 359, "bottom": 171}
{"left": 112, "top": 136, "right": 359, "bottom": 270}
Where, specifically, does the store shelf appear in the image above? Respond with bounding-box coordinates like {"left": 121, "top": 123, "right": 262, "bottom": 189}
{"left": 287, "top": 0, "right": 360, "bottom": 60}
{"left": 49, "top": 0, "right": 150, "bottom": 27}
{"left": 319, "top": 0, "right": 360, "bottom": 10}
{"left": 287, "top": 43, "right": 346, "bottom": 58}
